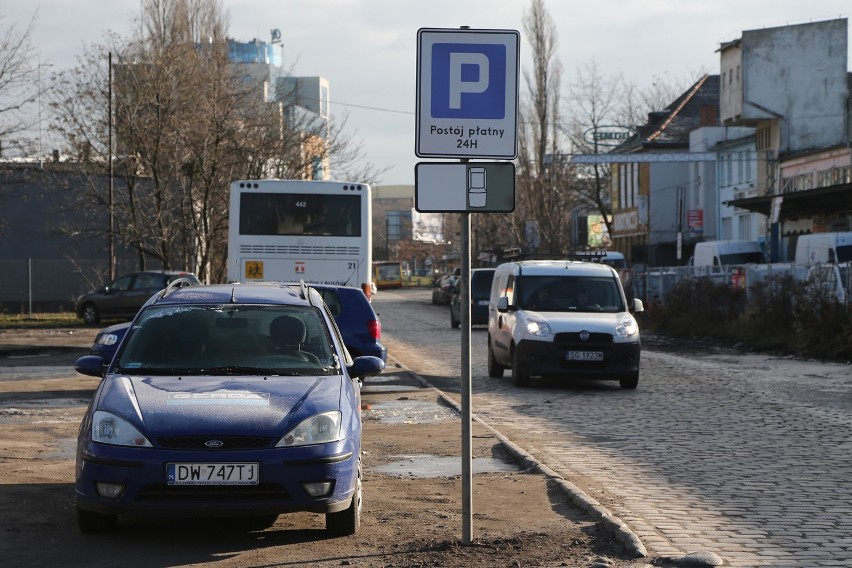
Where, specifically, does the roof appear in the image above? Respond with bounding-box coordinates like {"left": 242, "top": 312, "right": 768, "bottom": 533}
{"left": 614, "top": 74, "right": 720, "bottom": 152}
{"left": 726, "top": 182, "right": 852, "bottom": 220}
{"left": 502, "top": 260, "right": 618, "bottom": 278}
{"left": 148, "top": 283, "right": 316, "bottom": 308}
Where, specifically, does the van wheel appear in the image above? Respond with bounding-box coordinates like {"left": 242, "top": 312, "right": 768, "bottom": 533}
{"left": 619, "top": 372, "right": 639, "bottom": 389}
{"left": 511, "top": 350, "right": 531, "bottom": 387}
{"left": 487, "top": 339, "right": 503, "bottom": 378}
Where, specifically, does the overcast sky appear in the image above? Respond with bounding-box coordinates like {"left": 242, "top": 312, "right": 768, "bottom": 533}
{"left": 8, "top": 0, "right": 851, "bottom": 185}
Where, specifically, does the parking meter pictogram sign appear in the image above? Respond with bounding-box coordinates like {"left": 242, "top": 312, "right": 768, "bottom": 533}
{"left": 416, "top": 28, "right": 519, "bottom": 159}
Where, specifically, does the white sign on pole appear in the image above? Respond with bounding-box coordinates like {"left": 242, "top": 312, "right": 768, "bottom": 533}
{"left": 416, "top": 28, "right": 519, "bottom": 159}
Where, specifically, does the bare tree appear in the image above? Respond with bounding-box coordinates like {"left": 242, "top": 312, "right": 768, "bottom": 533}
{"left": 562, "top": 63, "right": 703, "bottom": 242}
{"left": 51, "top": 0, "right": 380, "bottom": 283}
{"left": 508, "top": 0, "right": 577, "bottom": 255}
{"left": 0, "top": 12, "right": 40, "bottom": 154}
{"left": 562, "top": 61, "right": 623, "bottom": 240}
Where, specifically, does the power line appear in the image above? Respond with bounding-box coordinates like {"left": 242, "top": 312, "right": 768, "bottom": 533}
{"left": 328, "top": 98, "right": 414, "bottom": 115}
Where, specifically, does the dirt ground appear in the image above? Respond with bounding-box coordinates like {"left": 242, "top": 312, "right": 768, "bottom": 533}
{"left": 0, "top": 328, "right": 645, "bottom": 567}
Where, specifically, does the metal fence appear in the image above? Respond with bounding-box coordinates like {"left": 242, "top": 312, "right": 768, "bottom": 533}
{"left": 636, "top": 262, "right": 852, "bottom": 306}
{"left": 0, "top": 259, "right": 139, "bottom": 314}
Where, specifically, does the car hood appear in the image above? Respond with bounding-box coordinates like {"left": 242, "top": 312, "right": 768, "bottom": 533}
{"left": 96, "top": 374, "right": 344, "bottom": 436}
{"left": 525, "top": 310, "right": 638, "bottom": 336}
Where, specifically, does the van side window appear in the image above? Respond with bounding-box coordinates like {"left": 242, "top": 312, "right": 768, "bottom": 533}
{"left": 504, "top": 275, "right": 515, "bottom": 306}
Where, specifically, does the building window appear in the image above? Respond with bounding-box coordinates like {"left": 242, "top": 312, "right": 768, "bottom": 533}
{"left": 737, "top": 151, "right": 744, "bottom": 183}
{"left": 738, "top": 215, "right": 751, "bottom": 241}
{"left": 722, "top": 217, "right": 733, "bottom": 240}
{"left": 744, "top": 150, "right": 752, "bottom": 182}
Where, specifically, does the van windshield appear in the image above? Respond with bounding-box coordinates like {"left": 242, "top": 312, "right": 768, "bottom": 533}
{"left": 518, "top": 276, "right": 625, "bottom": 313}
{"left": 837, "top": 245, "right": 852, "bottom": 263}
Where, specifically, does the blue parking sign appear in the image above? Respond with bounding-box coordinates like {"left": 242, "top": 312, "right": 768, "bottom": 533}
{"left": 416, "top": 28, "right": 519, "bottom": 159}
{"left": 430, "top": 43, "right": 506, "bottom": 119}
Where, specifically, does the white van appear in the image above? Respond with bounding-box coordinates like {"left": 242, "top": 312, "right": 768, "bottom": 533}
{"left": 486, "top": 260, "right": 643, "bottom": 389}
{"left": 692, "top": 240, "right": 764, "bottom": 267}
{"left": 794, "top": 232, "right": 852, "bottom": 266}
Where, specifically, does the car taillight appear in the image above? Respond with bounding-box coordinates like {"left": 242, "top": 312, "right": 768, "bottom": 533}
{"left": 368, "top": 319, "right": 381, "bottom": 340}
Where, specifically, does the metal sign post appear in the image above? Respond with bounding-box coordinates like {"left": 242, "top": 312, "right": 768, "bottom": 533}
{"left": 416, "top": 26, "right": 519, "bottom": 545}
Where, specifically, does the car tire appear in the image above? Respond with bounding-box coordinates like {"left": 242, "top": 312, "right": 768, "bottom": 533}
{"left": 619, "top": 372, "right": 639, "bottom": 390}
{"left": 81, "top": 303, "right": 101, "bottom": 325}
{"left": 77, "top": 507, "right": 117, "bottom": 533}
{"left": 511, "top": 348, "right": 531, "bottom": 387}
{"left": 326, "top": 458, "right": 362, "bottom": 536}
{"left": 487, "top": 339, "right": 504, "bottom": 378}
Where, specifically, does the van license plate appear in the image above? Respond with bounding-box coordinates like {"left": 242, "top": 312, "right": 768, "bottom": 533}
{"left": 567, "top": 351, "right": 604, "bottom": 361}
{"left": 167, "top": 462, "right": 259, "bottom": 485}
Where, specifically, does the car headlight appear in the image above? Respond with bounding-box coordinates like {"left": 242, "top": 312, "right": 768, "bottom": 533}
{"left": 95, "top": 333, "right": 119, "bottom": 346}
{"left": 276, "top": 411, "right": 342, "bottom": 447}
{"left": 91, "top": 411, "right": 152, "bottom": 447}
{"left": 616, "top": 316, "right": 638, "bottom": 338}
{"left": 522, "top": 315, "right": 551, "bottom": 337}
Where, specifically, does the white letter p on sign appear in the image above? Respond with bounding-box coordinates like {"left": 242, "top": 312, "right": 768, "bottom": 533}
{"left": 449, "top": 52, "right": 489, "bottom": 109}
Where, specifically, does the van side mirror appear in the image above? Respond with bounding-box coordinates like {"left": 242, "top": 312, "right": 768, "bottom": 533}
{"left": 632, "top": 298, "right": 644, "bottom": 313}
{"left": 497, "top": 296, "right": 509, "bottom": 312}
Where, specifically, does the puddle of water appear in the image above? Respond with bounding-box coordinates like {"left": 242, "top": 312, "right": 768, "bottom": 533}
{"left": 364, "top": 374, "right": 404, "bottom": 383}
{"left": 363, "top": 398, "right": 457, "bottom": 424}
{"left": 373, "top": 454, "right": 519, "bottom": 477}
{"left": 43, "top": 438, "right": 77, "bottom": 460}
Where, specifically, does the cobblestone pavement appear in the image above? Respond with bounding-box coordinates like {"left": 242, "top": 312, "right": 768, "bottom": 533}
{"left": 373, "top": 287, "right": 852, "bottom": 568}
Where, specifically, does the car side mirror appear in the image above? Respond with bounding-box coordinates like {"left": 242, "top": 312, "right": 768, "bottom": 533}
{"left": 74, "top": 355, "right": 108, "bottom": 378}
{"left": 347, "top": 355, "right": 385, "bottom": 378}
{"left": 632, "top": 298, "right": 644, "bottom": 313}
{"left": 497, "top": 296, "right": 509, "bottom": 313}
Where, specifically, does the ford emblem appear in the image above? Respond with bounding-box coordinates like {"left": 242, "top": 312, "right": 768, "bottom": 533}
{"left": 579, "top": 330, "right": 590, "bottom": 341}
{"left": 205, "top": 440, "right": 224, "bottom": 448}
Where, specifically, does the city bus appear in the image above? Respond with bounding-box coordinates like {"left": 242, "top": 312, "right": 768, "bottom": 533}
{"left": 227, "top": 179, "right": 373, "bottom": 298}
{"left": 373, "top": 261, "right": 402, "bottom": 289}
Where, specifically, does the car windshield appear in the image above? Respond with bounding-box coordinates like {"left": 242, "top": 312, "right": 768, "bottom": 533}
{"left": 114, "top": 304, "right": 338, "bottom": 376}
{"left": 518, "top": 276, "right": 625, "bottom": 313}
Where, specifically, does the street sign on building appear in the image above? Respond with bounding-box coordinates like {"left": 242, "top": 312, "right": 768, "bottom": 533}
{"left": 416, "top": 28, "right": 520, "bottom": 159}
{"left": 415, "top": 162, "right": 515, "bottom": 212}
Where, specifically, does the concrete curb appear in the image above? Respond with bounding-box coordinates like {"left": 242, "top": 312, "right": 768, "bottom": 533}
{"left": 386, "top": 355, "right": 648, "bottom": 560}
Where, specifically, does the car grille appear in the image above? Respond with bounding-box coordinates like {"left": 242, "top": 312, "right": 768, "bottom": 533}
{"left": 553, "top": 331, "right": 613, "bottom": 348}
{"left": 137, "top": 483, "right": 290, "bottom": 502}
{"left": 155, "top": 436, "right": 275, "bottom": 450}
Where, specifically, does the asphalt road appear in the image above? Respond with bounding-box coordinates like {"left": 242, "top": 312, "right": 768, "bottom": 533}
{"left": 373, "top": 287, "right": 852, "bottom": 568}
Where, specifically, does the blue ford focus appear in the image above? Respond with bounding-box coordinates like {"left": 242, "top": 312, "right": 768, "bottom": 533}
{"left": 73, "top": 281, "right": 384, "bottom": 535}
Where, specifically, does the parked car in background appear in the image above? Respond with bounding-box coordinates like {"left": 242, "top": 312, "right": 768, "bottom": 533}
{"left": 312, "top": 284, "right": 387, "bottom": 362}
{"left": 89, "top": 282, "right": 387, "bottom": 365}
{"left": 450, "top": 268, "right": 496, "bottom": 328}
{"left": 431, "top": 275, "right": 457, "bottom": 305}
{"left": 75, "top": 270, "right": 201, "bottom": 324}
{"left": 90, "top": 322, "right": 131, "bottom": 362}
{"left": 73, "top": 281, "right": 384, "bottom": 535}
